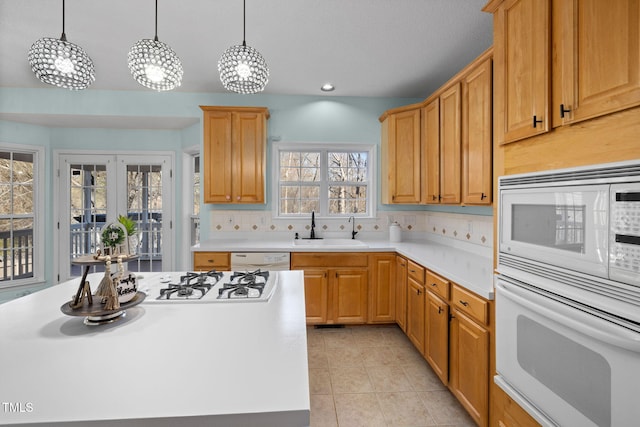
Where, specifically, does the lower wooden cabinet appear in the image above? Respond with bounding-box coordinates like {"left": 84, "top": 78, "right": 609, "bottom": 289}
{"left": 291, "top": 253, "right": 369, "bottom": 325}
{"left": 491, "top": 383, "right": 541, "bottom": 427}
{"left": 450, "top": 305, "right": 489, "bottom": 427}
{"left": 368, "top": 253, "right": 396, "bottom": 323}
{"left": 302, "top": 269, "right": 329, "bottom": 324}
{"left": 395, "top": 256, "right": 408, "bottom": 332}
{"left": 193, "top": 251, "right": 230, "bottom": 271}
{"left": 407, "top": 277, "right": 426, "bottom": 353}
{"left": 425, "top": 290, "right": 449, "bottom": 384}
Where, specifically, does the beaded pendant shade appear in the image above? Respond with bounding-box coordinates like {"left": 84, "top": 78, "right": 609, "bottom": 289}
{"left": 218, "top": 0, "right": 269, "bottom": 94}
{"left": 127, "top": 0, "right": 183, "bottom": 91}
{"left": 27, "top": 0, "right": 95, "bottom": 90}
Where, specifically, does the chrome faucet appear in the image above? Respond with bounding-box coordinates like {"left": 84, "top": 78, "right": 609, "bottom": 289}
{"left": 310, "top": 211, "right": 316, "bottom": 239}
{"left": 349, "top": 216, "right": 358, "bottom": 239}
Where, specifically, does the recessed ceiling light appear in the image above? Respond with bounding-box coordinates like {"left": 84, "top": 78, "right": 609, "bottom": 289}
{"left": 321, "top": 83, "right": 335, "bottom": 92}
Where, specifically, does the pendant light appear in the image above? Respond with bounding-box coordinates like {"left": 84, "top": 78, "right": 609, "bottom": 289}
{"left": 218, "top": 0, "right": 269, "bottom": 94}
{"left": 127, "top": 0, "right": 183, "bottom": 91}
{"left": 27, "top": 0, "right": 95, "bottom": 90}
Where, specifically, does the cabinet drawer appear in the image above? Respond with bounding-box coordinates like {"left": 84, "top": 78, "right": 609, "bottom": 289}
{"left": 426, "top": 271, "right": 450, "bottom": 300}
{"left": 193, "top": 252, "right": 230, "bottom": 270}
{"left": 452, "top": 285, "right": 488, "bottom": 325}
{"left": 291, "top": 253, "right": 368, "bottom": 268}
{"left": 407, "top": 260, "right": 425, "bottom": 284}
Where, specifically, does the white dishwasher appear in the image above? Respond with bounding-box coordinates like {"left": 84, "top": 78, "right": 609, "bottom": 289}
{"left": 230, "top": 252, "right": 290, "bottom": 271}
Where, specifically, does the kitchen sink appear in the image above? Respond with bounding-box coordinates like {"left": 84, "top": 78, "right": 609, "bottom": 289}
{"left": 292, "top": 238, "right": 368, "bottom": 248}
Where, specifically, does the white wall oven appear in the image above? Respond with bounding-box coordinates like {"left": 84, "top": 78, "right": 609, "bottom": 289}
{"left": 496, "top": 160, "right": 640, "bottom": 427}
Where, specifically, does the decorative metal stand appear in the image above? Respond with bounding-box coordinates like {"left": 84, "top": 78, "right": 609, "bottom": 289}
{"left": 62, "top": 255, "right": 144, "bottom": 326}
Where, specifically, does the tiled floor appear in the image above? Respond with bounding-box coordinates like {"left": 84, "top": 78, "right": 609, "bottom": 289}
{"left": 307, "top": 324, "right": 476, "bottom": 427}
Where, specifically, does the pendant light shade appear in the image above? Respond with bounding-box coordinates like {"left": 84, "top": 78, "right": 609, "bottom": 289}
{"left": 27, "top": 0, "right": 95, "bottom": 90}
{"left": 218, "top": 0, "right": 269, "bottom": 94}
{"left": 127, "top": 0, "right": 183, "bottom": 91}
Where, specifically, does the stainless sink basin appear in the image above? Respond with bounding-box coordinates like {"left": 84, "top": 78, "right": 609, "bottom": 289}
{"left": 292, "top": 238, "right": 368, "bottom": 248}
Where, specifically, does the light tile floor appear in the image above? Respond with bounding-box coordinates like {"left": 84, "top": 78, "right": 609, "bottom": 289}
{"left": 307, "top": 324, "right": 477, "bottom": 427}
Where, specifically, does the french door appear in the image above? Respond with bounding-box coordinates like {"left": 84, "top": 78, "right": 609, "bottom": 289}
{"left": 56, "top": 153, "right": 173, "bottom": 282}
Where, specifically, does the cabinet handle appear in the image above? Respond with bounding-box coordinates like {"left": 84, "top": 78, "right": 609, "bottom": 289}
{"left": 481, "top": 193, "right": 487, "bottom": 200}
{"left": 532, "top": 115, "right": 543, "bottom": 128}
{"left": 225, "top": 195, "right": 231, "bottom": 200}
{"left": 438, "top": 306, "right": 442, "bottom": 314}
{"left": 416, "top": 289, "right": 422, "bottom": 295}
{"left": 236, "top": 196, "right": 241, "bottom": 201}
{"left": 560, "top": 104, "right": 572, "bottom": 118}
{"left": 431, "top": 283, "right": 437, "bottom": 287}
{"left": 207, "top": 259, "right": 214, "bottom": 263}
{"left": 432, "top": 195, "right": 437, "bottom": 201}
{"left": 409, "top": 269, "right": 416, "bottom": 273}
{"left": 459, "top": 300, "right": 469, "bottom": 307}
{"left": 392, "top": 195, "right": 395, "bottom": 201}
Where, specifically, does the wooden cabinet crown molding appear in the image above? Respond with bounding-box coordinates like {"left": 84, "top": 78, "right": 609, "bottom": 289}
{"left": 200, "top": 105, "right": 270, "bottom": 119}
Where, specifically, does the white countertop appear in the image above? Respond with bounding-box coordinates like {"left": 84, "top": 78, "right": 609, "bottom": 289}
{"left": 194, "top": 238, "right": 495, "bottom": 300}
{"left": 0, "top": 271, "right": 310, "bottom": 427}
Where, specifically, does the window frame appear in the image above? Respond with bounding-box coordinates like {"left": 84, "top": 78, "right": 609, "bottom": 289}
{"left": 272, "top": 142, "right": 376, "bottom": 219}
{"left": 0, "top": 142, "right": 45, "bottom": 288}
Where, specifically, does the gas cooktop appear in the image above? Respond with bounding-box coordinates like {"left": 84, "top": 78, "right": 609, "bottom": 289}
{"left": 139, "top": 270, "right": 278, "bottom": 303}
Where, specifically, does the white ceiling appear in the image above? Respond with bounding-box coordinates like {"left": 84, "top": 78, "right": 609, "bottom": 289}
{"left": 0, "top": 0, "right": 493, "bottom": 99}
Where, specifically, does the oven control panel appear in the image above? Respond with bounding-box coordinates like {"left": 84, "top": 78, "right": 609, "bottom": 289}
{"left": 610, "top": 184, "right": 640, "bottom": 286}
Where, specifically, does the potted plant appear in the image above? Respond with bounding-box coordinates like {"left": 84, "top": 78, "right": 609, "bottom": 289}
{"left": 118, "top": 215, "right": 139, "bottom": 255}
{"left": 101, "top": 222, "right": 126, "bottom": 256}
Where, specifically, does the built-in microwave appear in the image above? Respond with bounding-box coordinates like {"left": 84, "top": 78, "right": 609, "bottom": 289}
{"left": 499, "top": 162, "right": 640, "bottom": 289}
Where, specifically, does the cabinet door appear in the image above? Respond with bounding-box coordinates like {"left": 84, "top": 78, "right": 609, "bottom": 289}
{"left": 386, "top": 109, "right": 422, "bottom": 204}
{"left": 494, "top": 0, "right": 550, "bottom": 144}
{"left": 439, "top": 82, "right": 462, "bottom": 204}
{"left": 232, "top": 111, "right": 266, "bottom": 203}
{"left": 422, "top": 98, "right": 441, "bottom": 204}
{"left": 368, "top": 254, "right": 396, "bottom": 323}
{"left": 450, "top": 309, "right": 489, "bottom": 427}
{"left": 462, "top": 58, "right": 492, "bottom": 205}
{"left": 332, "top": 269, "right": 368, "bottom": 324}
{"left": 553, "top": 0, "right": 640, "bottom": 126}
{"left": 406, "top": 277, "right": 425, "bottom": 353}
{"left": 395, "top": 256, "right": 408, "bottom": 332}
{"left": 202, "top": 110, "right": 233, "bottom": 203}
{"left": 303, "top": 269, "right": 329, "bottom": 324}
{"left": 425, "top": 291, "right": 449, "bottom": 385}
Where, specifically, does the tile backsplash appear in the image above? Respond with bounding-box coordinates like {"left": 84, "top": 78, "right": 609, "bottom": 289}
{"left": 206, "top": 210, "right": 493, "bottom": 251}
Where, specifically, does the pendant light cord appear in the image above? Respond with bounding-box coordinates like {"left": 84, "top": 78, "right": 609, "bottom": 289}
{"left": 242, "top": 0, "right": 246, "bottom": 47}
{"left": 60, "top": 0, "right": 67, "bottom": 41}
{"left": 154, "top": 0, "right": 159, "bottom": 41}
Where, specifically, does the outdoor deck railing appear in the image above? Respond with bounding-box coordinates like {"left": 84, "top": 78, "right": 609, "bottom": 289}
{"left": 0, "top": 229, "right": 34, "bottom": 281}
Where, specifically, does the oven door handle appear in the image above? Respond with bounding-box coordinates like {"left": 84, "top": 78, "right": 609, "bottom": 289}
{"left": 497, "top": 280, "right": 640, "bottom": 353}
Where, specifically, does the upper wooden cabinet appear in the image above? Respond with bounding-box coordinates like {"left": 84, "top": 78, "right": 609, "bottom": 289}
{"left": 462, "top": 58, "right": 493, "bottom": 205}
{"left": 200, "top": 106, "right": 269, "bottom": 204}
{"left": 552, "top": 0, "right": 640, "bottom": 127}
{"left": 486, "top": 0, "right": 640, "bottom": 144}
{"left": 422, "top": 98, "right": 440, "bottom": 204}
{"left": 439, "top": 82, "right": 462, "bottom": 204}
{"left": 491, "top": 0, "right": 550, "bottom": 144}
{"left": 381, "top": 49, "right": 492, "bottom": 206}
{"left": 380, "top": 107, "right": 422, "bottom": 204}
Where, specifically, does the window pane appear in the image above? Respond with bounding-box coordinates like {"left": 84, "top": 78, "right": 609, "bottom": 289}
{"left": 300, "top": 167, "right": 319, "bottom": 182}
{"left": 280, "top": 151, "right": 300, "bottom": 167}
{"left": 301, "top": 153, "right": 320, "bottom": 167}
{"left": 0, "top": 185, "right": 9, "bottom": 215}
{"left": 280, "top": 199, "right": 300, "bottom": 214}
{"left": 13, "top": 184, "right": 33, "bottom": 214}
{"left": 11, "top": 154, "right": 33, "bottom": 184}
{"left": 280, "top": 167, "right": 300, "bottom": 181}
{"left": 329, "top": 185, "right": 367, "bottom": 214}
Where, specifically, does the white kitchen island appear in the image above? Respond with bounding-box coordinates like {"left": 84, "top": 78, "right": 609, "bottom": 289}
{"left": 0, "top": 271, "right": 310, "bottom": 427}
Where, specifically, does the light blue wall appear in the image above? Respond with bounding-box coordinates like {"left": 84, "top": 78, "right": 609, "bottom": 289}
{"left": 0, "top": 87, "right": 491, "bottom": 290}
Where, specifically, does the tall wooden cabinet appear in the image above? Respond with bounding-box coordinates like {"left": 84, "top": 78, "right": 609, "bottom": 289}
{"left": 200, "top": 106, "right": 269, "bottom": 204}
{"left": 380, "top": 107, "right": 422, "bottom": 204}
{"left": 422, "top": 99, "right": 440, "bottom": 204}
